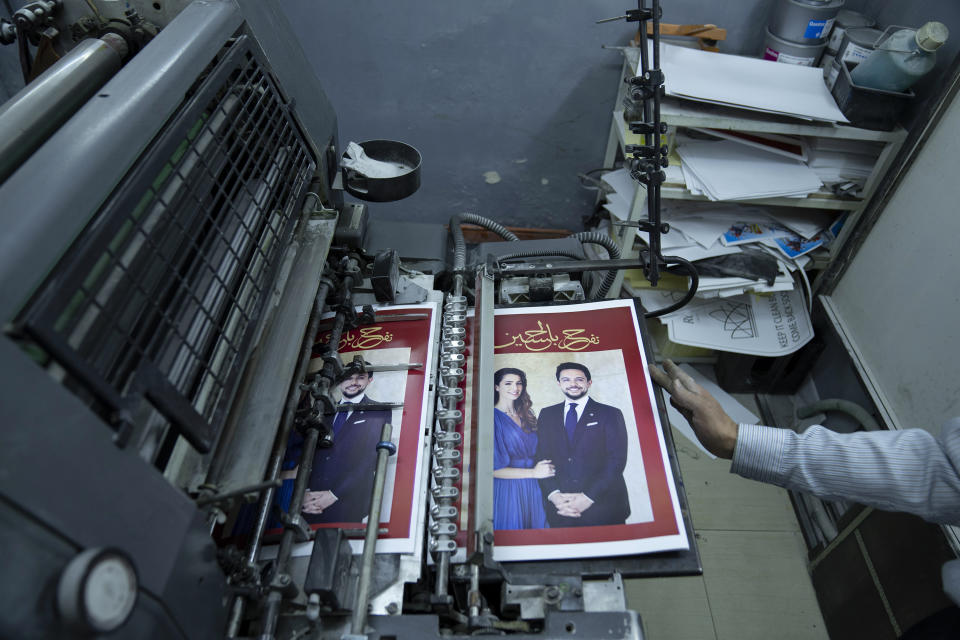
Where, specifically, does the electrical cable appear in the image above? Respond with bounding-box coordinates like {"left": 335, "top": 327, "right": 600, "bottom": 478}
{"left": 795, "top": 259, "right": 813, "bottom": 313}
{"left": 638, "top": 252, "right": 699, "bottom": 318}
{"left": 15, "top": 16, "right": 31, "bottom": 82}
{"left": 449, "top": 212, "right": 519, "bottom": 274}
{"left": 496, "top": 249, "right": 585, "bottom": 262}
{"left": 570, "top": 231, "right": 622, "bottom": 299}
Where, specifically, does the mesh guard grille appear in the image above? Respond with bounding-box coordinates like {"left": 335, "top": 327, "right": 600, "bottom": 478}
{"left": 19, "top": 35, "right": 316, "bottom": 453}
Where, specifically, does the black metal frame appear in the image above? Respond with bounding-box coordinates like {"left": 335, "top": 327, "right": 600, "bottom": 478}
{"left": 16, "top": 34, "right": 315, "bottom": 454}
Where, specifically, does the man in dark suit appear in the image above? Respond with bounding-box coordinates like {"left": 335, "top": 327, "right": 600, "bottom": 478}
{"left": 302, "top": 368, "right": 391, "bottom": 523}
{"left": 535, "top": 362, "right": 630, "bottom": 527}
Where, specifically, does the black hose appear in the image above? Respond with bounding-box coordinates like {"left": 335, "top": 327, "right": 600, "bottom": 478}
{"left": 497, "top": 249, "right": 585, "bottom": 262}
{"left": 570, "top": 231, "right": 621, "bottom": 299}
{"left": 15, "top": 17, "right": 31, "bottom": 82}
{"left": 642, "top": 254, "right": 700, "bottom": 318}
{"left": 449, "top": 212, "right": 519, "bottom": 273}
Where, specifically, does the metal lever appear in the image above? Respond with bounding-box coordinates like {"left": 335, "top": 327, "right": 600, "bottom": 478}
{"left": 349, "top": 423, "right": 396, "bottom": 637}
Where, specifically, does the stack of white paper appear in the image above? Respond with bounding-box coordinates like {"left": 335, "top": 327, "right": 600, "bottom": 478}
{"left": 650, "top": 42, "right": 849, "bottom": 123}
{"left": 677, "top": 140, "right": 823, "bottom": 201}
{"left": 601, "top": 168, "right": 638, "bottom": 220}
{"left": 804, "top": 138, "right": 882, "bottom": 187}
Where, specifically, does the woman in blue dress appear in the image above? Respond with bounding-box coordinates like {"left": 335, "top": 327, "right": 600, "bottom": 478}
{"left": 493, "top": 367, "right": 553, "bottom": 530}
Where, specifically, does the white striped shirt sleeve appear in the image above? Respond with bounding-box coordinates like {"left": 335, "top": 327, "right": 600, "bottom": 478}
{"left": 730, "top": 418, "right": 960, "bottom": 525}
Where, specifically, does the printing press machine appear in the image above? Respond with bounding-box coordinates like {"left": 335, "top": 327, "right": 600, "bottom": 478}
{"left": 0, "top": 1, "right": 703, "bottom": 638}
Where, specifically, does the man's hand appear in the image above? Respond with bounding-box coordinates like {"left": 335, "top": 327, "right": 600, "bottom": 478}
{"left": 549, "top": 492, "right": 593, "bottom": 517}
{"left": 649, "top": 359, "right": 739, "bottom": 459}
{"left": 548, "top": 491, "right": 574, "bottom": 505}
{"left": 302, "top": 490, "right": 338, "bottom": 514}
{"left": 566, "top": 492, "right": 594, "bottom": 514}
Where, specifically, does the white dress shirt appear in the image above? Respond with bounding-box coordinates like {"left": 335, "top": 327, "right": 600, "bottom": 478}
{"left": 732, "top": 417, "right": 960, "bottom": 605}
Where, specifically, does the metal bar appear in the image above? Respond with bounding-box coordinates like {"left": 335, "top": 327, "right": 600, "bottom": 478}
{"left": 253, "top": 259, "right": 359, "bottom": 637}
{"left": 348, "top": 363, "right": 423, "bottom": 373}
{"left": 497, "top": 258, "right": 641, "bottom": 276}
{"left": 432, "top": 292, "right": 468, "bottom": 597}
{"left": 227, "top": 275, "right": 332, "bottom": 638}
{"left": 351, "top": 422, "right": 394, "bottom": 635}
{"left": 335, "top": 402, "right": 403, "bottom": 412}
{"left": 0, "top": 35, "right": 126, "bottom": 184}
{"left": 195, "top": 479, "right": 281, "bottom": 508}
{"left": 472, "top": 268, "right": 496, "bottom": 556}
{"left": 316, "top": 312, "right": 430, "bottom": 330}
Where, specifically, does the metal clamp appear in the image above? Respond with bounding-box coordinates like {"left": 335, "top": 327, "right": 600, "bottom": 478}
{"left": 435, "top": 431, "right": 462, "bottom": 445}
{"left": 430, "top": 522, "right": 458, "bottom": 536}
{"left": 434, "top": 448, "right": 461, "bottom": 462}
{"left": 433, "top": 466, "right": 460, "bottom": 481}
{"left": 431, "top": 505, "right": 458, "bottom": 519}
{"left": 436, "top": 409, "right": 463, "bottom": 422}
{"left": 430, "top": 539, "right": 458, "bottom": 553}
{"left": 441, "top": 339, "right": 466, "bottom": 352}
{"left": 376, "top": 441, "right": 397, "bottom": 455}
{"left": 431, "top": 486, "right": 459, "bottom": 500}
{"left": 438, "top": 386, "right": 463, "bottom": 401}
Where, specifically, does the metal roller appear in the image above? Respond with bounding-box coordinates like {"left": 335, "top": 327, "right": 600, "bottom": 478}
{"left": 0, "top": 34, "right": 128, "bottom": 184}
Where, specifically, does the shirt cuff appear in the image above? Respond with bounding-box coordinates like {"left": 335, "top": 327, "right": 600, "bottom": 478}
{"left": 730, "top": 424, "right": 789, "bottom": 484}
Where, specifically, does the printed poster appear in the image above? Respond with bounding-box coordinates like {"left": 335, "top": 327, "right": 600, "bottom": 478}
{"left": 274, "top": 303, "right": 436, "bottom": 556}
{"left": 487, "top": 299, "right": 688, "bottom": 561}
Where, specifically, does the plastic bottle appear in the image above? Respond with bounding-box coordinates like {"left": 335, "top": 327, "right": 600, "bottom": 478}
{"left": 849, "top": 21, "right": 949, "bottom": 92}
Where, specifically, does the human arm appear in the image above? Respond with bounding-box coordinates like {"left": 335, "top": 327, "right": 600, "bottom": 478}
{"left": 734, "top": 420, "right": 960, "bottom": 525}
{"left": 535, "top": 409, "right": 562, "bottom": 497}
{"left": 493, "top": 460, "right": 555, "bottom": 479}
{"left": 650, "top": 359, "right": 960, "bottom": 525}
{"left": 649, "top": 359, "right": 738, "bottom": 458}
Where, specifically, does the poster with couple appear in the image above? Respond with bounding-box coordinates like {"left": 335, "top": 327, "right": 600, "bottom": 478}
{"left": 490, "top": 299, "right": 688, "bottom": 561}
{"left": 269, "top": 303, "right": 437, "bottom": 556}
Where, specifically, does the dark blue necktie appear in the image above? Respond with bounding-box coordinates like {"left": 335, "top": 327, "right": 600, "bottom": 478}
{"left": 332, "top": 409, "right": 348, "bottom": 436}
{"left": 565, "top": 402, "right": 578, "bottom": 444}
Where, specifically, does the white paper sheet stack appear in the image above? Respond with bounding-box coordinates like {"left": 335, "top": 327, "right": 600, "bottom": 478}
{"left": 804, "top": 138, "right": 882, "bottom": 186}
{"left": 600, "top": 168, "right": 639, "bottom": 220}
{"left": 651, "top": 42, "right": 849, "bottom": 123}
{"left": 631, "top": 201, "right": 830, "bottom": 297}
{"left": 676, "top": 140, "right": 823, "bottom": 201}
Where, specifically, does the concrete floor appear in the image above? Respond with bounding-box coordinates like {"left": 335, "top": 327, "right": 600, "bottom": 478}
{"left": 625, "top": 398, "right": 830, "bottom": 640}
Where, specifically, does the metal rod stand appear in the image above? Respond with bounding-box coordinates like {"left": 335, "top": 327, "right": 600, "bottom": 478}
{"left": 349, "top": 423, "right": 395, "bottom": 637}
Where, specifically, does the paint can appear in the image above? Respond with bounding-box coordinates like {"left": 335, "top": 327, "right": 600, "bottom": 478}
{"left": 768, "top": 0, "right": 845, "bottom": 45}
{"left": 826, "top": 9, "right": 876, "bottom": 54}
{"left": 825, "top": 28, "right": 883, "bottom": 89}
{"left": 819, "top": 52, "right": 835, "bottom": 78}
{"left": 763, "top": 27, "right": 826, "bottom": 66}
{"left": 836, "top": 27, "right": 884, "bottom": 65}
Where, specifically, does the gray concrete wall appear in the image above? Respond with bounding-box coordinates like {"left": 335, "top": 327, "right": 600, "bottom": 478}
{"left": 279, "top": 0, "right": 772, "bottom": 228}
{"left": 2, "top": 1, "right": 958, "bottom": 228}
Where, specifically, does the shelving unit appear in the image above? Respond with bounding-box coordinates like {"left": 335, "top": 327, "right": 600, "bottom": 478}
{"left": 603, "top": 48, "right": 908, "bottom": 295}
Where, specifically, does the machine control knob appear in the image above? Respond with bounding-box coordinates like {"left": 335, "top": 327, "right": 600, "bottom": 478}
{"left": 57, "top": 547, "right": 138, "bottom": 634}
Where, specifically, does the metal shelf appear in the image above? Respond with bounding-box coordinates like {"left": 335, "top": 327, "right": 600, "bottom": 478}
{"left": 604, "top": 48, "right": 908, "bottom": 294}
